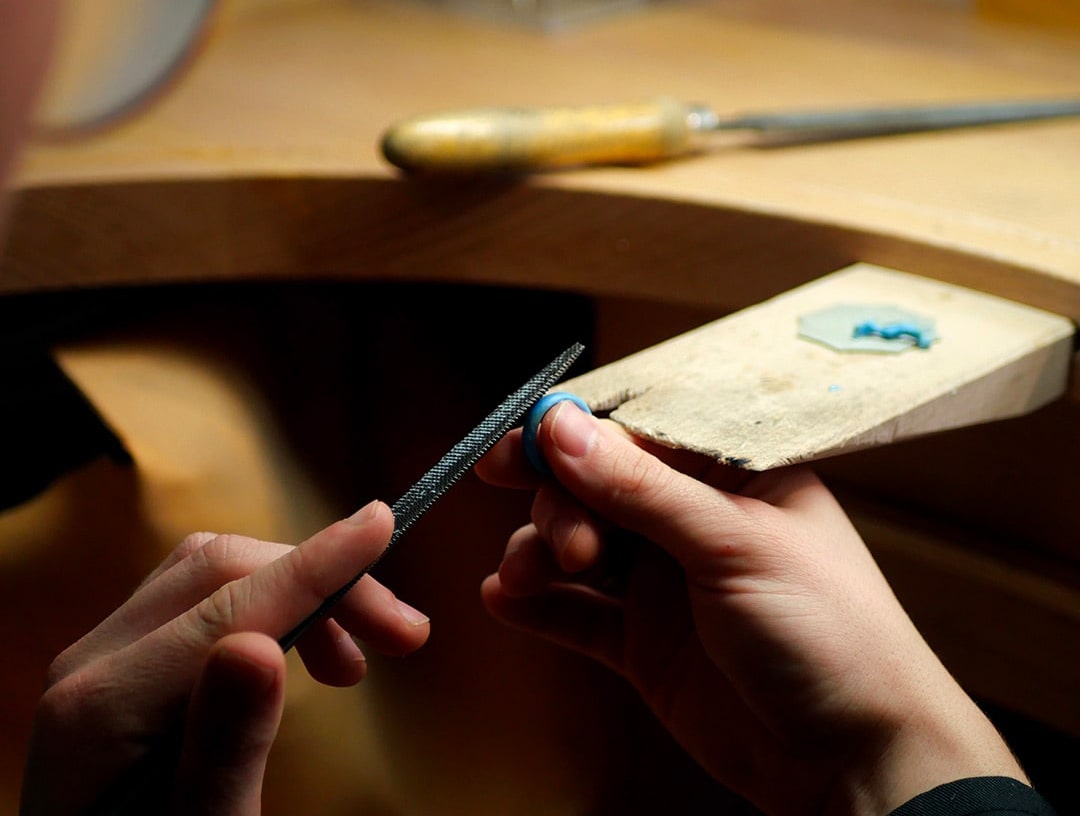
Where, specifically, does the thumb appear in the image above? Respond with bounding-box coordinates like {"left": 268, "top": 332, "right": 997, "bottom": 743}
{"left": 174, "top": 632, "right": 287, "bottom": 815}
{"left": 538, "top": 402, "right": 761, "bottom": 573}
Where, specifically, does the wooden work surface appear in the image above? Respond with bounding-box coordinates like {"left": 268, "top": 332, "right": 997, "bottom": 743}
{"left": 2, "top": 3, "right": 1079, "bottom": 812}
{"left": 5, "top": 0, "right": 1080, "bottom": 328}
{"left": 564, "top": 264, "right": 1074, "bottom": 467}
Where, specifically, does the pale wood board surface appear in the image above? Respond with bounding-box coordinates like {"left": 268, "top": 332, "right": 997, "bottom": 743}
{"left": 562, "top": 264, "right": 1074, "bottom": 469}
{"left": 5, "top": 0, "right": 1080, "bottom": 326}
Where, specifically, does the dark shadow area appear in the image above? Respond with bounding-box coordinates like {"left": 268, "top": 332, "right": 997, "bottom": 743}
{"left": 981, "top": 700, "right": 1079, "bottom": 815}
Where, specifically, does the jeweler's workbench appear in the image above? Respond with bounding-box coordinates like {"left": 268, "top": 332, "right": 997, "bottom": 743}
{"left": 2, "top": 1, "right": 1079, "bottom": 813}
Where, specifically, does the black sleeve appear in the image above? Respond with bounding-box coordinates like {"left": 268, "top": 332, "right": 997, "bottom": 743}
{"left": 887, "top": 777, "right": 1058, "bottom": 816}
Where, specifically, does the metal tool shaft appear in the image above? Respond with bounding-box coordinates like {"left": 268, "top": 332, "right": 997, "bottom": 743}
{"left": 88, "top": 342, "right": 585, "bottom": 815}
{"left": 278, "top": 340, "right": 585, "bottom": 651}
{"left": 709, "top": 97, "right": 1080, "bottom": 135}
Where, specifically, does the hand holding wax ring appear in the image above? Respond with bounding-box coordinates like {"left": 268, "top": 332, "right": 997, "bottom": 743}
{"left": 523, "top": 392, "right": 593, "bottom": 474}
{"left": 474, "top": 395, "right": 1037, "bottom": 816}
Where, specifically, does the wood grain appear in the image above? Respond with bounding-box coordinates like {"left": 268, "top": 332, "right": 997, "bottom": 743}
{"left": 561, "top": 264, "right": 1074, "bottom": 468}
{"left": 4, "top": 0, "right": 1080, "bottom": 325}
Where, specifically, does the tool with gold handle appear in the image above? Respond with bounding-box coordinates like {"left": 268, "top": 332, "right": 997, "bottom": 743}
{"left": 380, "top": 96, "right": 1080, "bottom": 173}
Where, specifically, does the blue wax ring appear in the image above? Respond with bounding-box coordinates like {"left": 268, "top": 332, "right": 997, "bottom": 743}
{"left": 523, "top": 392, "right": 592, "bottom": 474}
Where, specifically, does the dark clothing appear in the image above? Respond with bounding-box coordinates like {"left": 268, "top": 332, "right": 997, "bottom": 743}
{"left": 889, "top": 777, "right": 1058, "bottom": 816}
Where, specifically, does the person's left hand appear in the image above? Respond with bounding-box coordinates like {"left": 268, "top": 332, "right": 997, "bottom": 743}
{"left": 20, "top": 500, "right": 430, "bottom": 815}
{"left": 473, "top": 406, "right": 1026, "bottom": 816}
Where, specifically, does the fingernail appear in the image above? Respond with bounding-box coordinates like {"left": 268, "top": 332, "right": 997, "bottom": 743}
{"left": 395, "top": 598, "right": 430, "bottom": 626}
{"left": 344, "top": 633, "right": 368, "bottom": 667}
{"left": 551, "top": 515, "right": 580, "bottom": 564}
{"left": 345, "top": 500, "right": 381, "bottom": 526}
{"left": 549, "top": 402, "right": 597, "bottom": 458}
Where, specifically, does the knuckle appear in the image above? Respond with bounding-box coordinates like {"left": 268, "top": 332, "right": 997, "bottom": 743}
{"left": 194, "top": 579, "right": 247, "bottom": 637}
{"left": 176, "top": 531, "right": 218, "bottom": 558}
{"left": 196, "top": 533, "right": 239, "bottom": 566}
{"left": 610, "top": 445, "right": 669, "bottom": 507}
{"left": 135, "top": 531, "right": 222, "bottom": 593}
{"left": 530, "top": 486, "right": 558, "bottom": 532}
{"left": 36, "top": 666, "right": 110, "bottom": 736}
{"left": 287, "top": 520, "right": 365, "bottom": 602}
{"left": 34, "top": 681, "right": 73, "bottom": 733}
{"left": 44, "top": 645, "right": 80, "bottom": 689}
{"left": 279, "top": 533, "right": 322, "bottom": 597}
{"left": 193, "top": 533, "right": 264, "bottom": 583}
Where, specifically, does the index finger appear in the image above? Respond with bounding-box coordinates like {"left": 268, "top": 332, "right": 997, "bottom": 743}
{"left": 58, "top": 501, "right": 396, "bottom": 735}
{"left": 175, "top": 500, "right": 396, "bottom": 653}
{"left": 474, "top": 427, "right": 543, "bottom": 489}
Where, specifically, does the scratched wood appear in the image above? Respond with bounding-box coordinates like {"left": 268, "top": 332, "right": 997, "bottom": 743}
{"left": 562, "top": 264, "right": 1074, "bottom": 469}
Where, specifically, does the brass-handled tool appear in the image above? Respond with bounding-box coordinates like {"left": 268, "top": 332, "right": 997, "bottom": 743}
{"left": 380, "top": 96, "right": 1080, "bottom": 173}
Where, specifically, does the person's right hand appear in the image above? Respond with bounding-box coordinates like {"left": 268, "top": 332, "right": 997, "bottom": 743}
{"left": 20, "top": 500, "right": 430, "bottom": 816}
{"left": 476, "top": 403, "right": 1027, "bottom": 816}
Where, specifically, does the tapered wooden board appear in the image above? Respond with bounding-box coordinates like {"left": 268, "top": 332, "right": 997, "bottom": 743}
{"left": 562, "top": 264, "right": 1074, "bottom": 469}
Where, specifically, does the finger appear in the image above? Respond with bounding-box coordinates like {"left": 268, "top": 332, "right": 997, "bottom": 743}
{"left": 474, "top": 420, "right": 713, "bottom": 490}
{"left": 327, "top": 573, "right": 430, "bottom": 656}
{"left": 482, "top": 568, "right": 783, "bottom": 803}
{"left": 480, "top": 573, "right": 625, "bottom": 676}
{"left": 530, "top": 486, "right": 648, "bottom": 598}
{"left": 174, "top": 632, "right": 286, "bottom": 816}
{"left": 137, "top": 532, "right": 218, "bottom": 590}
{"left": 497, "top": 524, "right": 567, "bottom": 598}
{"left": 476, "top": 410, "right": 753, "bottom": 495}
{"left": 474, "top": 428, "right": 544, "bottom": 489}
{"left": 65, "top": 534, "right": 430, "bottom": 686}
{"left": 51, "top": 533, "right": 292, "bottom": 682}
{"left": 168, "top": 499, "right": 396, "bottom": 651}
{"left": 294, "top": 617, "right": 368, "bottom": 687}
{"left": 65, "top": 501, "right": 398, "bottom": 741}
{"left": 476, "top": 422, "right": 686, "bottom": 490}
{"left": 565, "top": 415, "right": 756, "bottom": 493}
{"left": 537, "top": 402, "right": 761, "bottom": 572}
{"left": 530, "top": 484, "right": 608, "bottom": 573}
{"left": 30, "top": 505, "right": 404, "bottom": 810}
{"left": 498, "top": 522, "right": 644, "bottom": 604}
{"left": 297, "top": 588, "right": 429, "bottom": 685}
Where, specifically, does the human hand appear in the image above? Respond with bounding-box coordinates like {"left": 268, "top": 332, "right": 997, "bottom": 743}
{"left": 476, "top": 403, "right": 1025, "bottom": 816}
{"left": 20, "top": 501, "right": 430, "bottom": 816}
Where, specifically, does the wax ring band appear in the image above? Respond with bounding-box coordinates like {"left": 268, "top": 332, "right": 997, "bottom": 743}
{"left": 523, "top": 392, "right": 592, "bottom": 474}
